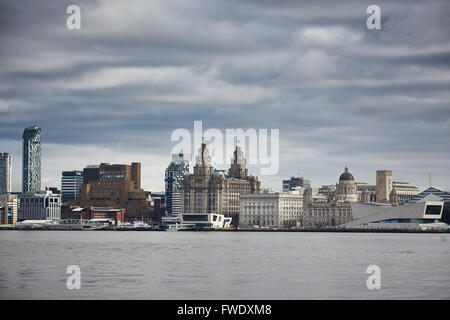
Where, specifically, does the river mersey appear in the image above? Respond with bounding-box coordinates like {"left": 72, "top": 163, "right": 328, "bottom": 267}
{"left": 0, "top": 231, "right": 448, "bottom": 300}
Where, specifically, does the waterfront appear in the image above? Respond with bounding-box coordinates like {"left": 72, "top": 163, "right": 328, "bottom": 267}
{"left": 0, "top": 231, "right": 449, "bottom": 299}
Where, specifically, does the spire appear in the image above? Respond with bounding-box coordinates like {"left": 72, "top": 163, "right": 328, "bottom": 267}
{"left": 201, "top": 140, "right": 206, "bottom": 166}
{"left": 195, "top": 139, "right": 211, "bottom": 167}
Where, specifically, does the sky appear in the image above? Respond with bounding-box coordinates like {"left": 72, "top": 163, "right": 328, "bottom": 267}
{"left": 0, "top": 0, "right": 449, "bottom": 192}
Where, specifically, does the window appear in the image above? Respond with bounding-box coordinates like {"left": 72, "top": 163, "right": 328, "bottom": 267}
{"left": 425, "top": 205, "right": 442, "bottom": 215}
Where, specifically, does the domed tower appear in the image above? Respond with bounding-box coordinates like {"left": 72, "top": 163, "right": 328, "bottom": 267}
{"left": 336, "top": 166, "right": 357, "bottom": 202}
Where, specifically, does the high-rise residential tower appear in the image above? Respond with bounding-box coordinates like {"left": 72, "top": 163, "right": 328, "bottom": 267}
{"left": 22, "top": 125, "right": 41, "bottom": 193}
{"left": 0, "top": 153, "right": 12, "bottom": 193}
{"left": 165, "top": 153, "right": 190, "bottom": 217}
{"left": 61, "top": 170, "right": 84, "bottom": 203}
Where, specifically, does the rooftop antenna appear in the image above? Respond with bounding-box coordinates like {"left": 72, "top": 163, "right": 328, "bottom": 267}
{"left": 428, "top": 173, "right": 432, "bottom": 187}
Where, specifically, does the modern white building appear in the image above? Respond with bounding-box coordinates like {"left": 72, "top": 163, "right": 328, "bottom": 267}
{"left": 239, "top": 190, "right": 303, "bottom": 228}
{"left": 61, "top": 170, "right": 83, "bottom": 203}
{"left": 180, "top": 212, "right": 232, "bottom": 229}
{"left": 0, "top": 153, "right": 12, "bottom": 194}
{"left": 19, "top": 189, "right": 61, "bottom": 220}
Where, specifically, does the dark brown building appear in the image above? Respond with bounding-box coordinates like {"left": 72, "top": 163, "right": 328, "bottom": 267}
{"left": 72, "top": 162, "right": 150, "bottom": 221}
{"left": 83, "top": 165, "right": 100, "bottom": 184}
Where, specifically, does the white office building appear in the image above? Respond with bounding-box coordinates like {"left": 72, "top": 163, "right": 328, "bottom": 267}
{"left": 240, "top": 190, "right": 303, "bottom": 228}
{"left": 0, "top": 153, "right": 12, "bottom": 194}
{"left": 19, "top": 189, "right": 61, "bottom": 220}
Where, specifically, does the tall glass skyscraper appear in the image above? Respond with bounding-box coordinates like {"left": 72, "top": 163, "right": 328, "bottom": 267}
{"left": 22, "top": 125, "right": 41, "bottom": 193}
{"left": 165, "top": 153, "right": 189, "bottom": 217}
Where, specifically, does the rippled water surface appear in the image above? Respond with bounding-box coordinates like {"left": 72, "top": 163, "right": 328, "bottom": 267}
{"left": 0, "top": 231, "right": 449, "bottom": 299}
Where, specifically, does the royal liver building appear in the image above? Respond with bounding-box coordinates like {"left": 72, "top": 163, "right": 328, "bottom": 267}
{"left": 180, "top": 141, "right": 260, "bottom": 226}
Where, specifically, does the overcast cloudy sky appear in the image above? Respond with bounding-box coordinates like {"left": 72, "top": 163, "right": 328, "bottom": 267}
{"left": 1, "top": 0, "right": 449, "bottom": 192}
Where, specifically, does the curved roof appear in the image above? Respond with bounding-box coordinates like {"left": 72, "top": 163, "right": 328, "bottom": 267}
{"left": 339, "top": 166, "right": 354, "bottom": 181}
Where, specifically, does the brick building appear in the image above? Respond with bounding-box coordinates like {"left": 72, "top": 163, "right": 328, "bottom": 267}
{"left": 62, "top": 206, "right": 125, "bottom": 225}
{"left": 72, "top": 162, "right": 150, "bottom": 221}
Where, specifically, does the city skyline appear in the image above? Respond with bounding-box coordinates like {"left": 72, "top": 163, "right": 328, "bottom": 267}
{"left": 0, "top": 122, "right": 444, "bottom": 192}
{"left": 1, "top": 0, "right": 450, "bottom": 193}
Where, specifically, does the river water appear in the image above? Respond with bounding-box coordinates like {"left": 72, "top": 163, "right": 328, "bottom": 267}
{"left": 0, "top": 231, "right": 448, "bottom": 299}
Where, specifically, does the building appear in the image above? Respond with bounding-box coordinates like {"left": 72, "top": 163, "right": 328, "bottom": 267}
{"left": 165, "top": 153, "right": 189, "bottom": 217}
{"left": 0, "top": 153, "right": 12, "bottom": 193}
{"left": 61, "top": 170, "right": 84, "bottom": 203}
{"left": 406, "top": 186, "right": 450, "bottom": 204}
{"left": 18, "top": 189, "right": 61, "bottom": 221}
{"left": 83, "top": 165, "right": 100, "bottom": 184}
{"left": 148, "top": 191, "right": 165, "bottom": 223}
{"left": 302, "top": 167, "right": 357, "bottom": 228}
{"left": 0, "top": 206, "right": 6, "bottom": 224}
{"left": 344, "top": 200, "right": 449, "bottom": 230}
{"left": 282, "top": 176, "right": 311, "bottom": 192}
{"left": 304, "top": 188, "right": 328, "bottom": 203}
{"left": 180, "top": 142, "right": 260, "bottom": 226}
{"left": 337, "top": 187, "right": 450, "bottom": 230}
{"left": 0, "top": 193, "right": 18, "bottom": 224}
{"left": 22, "top": 125, "right": 41, "bottom": 193}
{"left": 84, "top": 207, "right": 125, "bottom": 224}
{"left": 335, "top": 167, "right": 358, "bottom": 202}
{"left": 389, "top": 181, "right": 420, "bottom": 205}
{"left": 74, "top": 162, "right": 150, "bottom": 221}
{"left": 356, "top": 183, "right": 377, "bottom": 203}
{"left": 303, "top": 201, "right": 352, "bottom": 228}
{"left": 180, "top": 212, "right": 232, "bottom": 229}
{"left": 376, "top": 170, "right": 392, "bottom": 203}
{"left": 318, "top": 185, "right": 336, "bottom": 201}
{"left": 240, "top": 190, "right": 303, "bottom": 228}
{"left": 359, "top": 173, "right": 418, "bottom": 205}
{"left": 64, "top": 206, "right": 125, "bottom": 225}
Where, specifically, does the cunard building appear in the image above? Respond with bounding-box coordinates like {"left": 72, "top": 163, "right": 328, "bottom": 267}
{"left": 180, "top": 141, "right": 260, "bottom": 226}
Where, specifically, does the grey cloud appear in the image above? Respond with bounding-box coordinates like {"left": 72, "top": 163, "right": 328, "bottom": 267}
{"left": 0, "top": 0, "right": 449, "bottom": 192}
